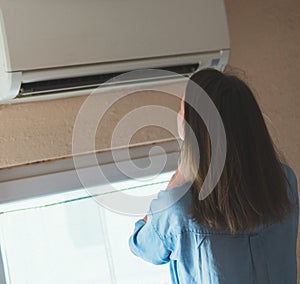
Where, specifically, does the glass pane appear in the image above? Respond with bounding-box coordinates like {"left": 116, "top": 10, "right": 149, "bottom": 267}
{"left": 0, "top": 172, "right": 173, "bottom": 284}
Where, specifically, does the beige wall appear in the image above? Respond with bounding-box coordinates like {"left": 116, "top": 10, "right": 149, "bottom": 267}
{"left": 0, "top": 90, "right": 180, "bottom": 167}
{"left": 0, "top": 0, "right": 299, "bottom": 279}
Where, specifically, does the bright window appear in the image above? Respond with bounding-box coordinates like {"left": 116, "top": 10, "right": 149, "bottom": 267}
{"left": 0, "top": 172, "right": 173, "bottom": 284}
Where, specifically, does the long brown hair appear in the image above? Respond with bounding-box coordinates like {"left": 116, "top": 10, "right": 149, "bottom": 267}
{"left": 182, "top": 68, "right": 291, "bottom": 233}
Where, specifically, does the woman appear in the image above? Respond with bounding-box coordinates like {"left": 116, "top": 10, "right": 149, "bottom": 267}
{"left": 129, "top": 69, "right": 298, "bottom": 283}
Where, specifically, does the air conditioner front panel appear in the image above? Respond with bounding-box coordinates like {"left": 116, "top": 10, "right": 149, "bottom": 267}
{"left": 0, "top": 0, "right": 230, "bottom": 72}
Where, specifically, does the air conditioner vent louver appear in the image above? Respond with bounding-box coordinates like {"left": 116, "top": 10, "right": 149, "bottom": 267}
{"left": 18, "top": 64, "right": 199, "bottom": 98}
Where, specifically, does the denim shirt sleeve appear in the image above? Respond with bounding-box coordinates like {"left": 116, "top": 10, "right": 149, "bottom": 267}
{"left": 128, "top": 184, "right": 191, "bottom": 265}
{"left": 128, "top": 215, "right": 171, "bottom": 265}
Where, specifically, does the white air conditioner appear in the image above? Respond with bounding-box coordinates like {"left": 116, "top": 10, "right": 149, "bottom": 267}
{"left": 0, "top": 0, "right": 230, "bottom": 103}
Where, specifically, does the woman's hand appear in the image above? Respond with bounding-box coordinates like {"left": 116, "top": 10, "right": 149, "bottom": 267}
{"left": 166, "top": 167, "right": 186, "bottom": 190}
{"left": 142, "top": 168, "right": 186, "bottom": 222}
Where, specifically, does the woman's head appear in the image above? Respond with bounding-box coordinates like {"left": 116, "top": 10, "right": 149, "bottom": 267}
{"left": 180, "top": 68, "right": 291, "bottom": 233}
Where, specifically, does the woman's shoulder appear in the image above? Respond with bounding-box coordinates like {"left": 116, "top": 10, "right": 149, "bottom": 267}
{"left": 280, "top": 163, "right": 297, "bottom": 181}
{"left": 280, "top": 163, "right": 298, "bottom": 204}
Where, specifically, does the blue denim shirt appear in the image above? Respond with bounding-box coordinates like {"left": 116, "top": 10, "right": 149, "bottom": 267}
{"left": 129, "top": 164, "right": 298, "bottom": 283}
